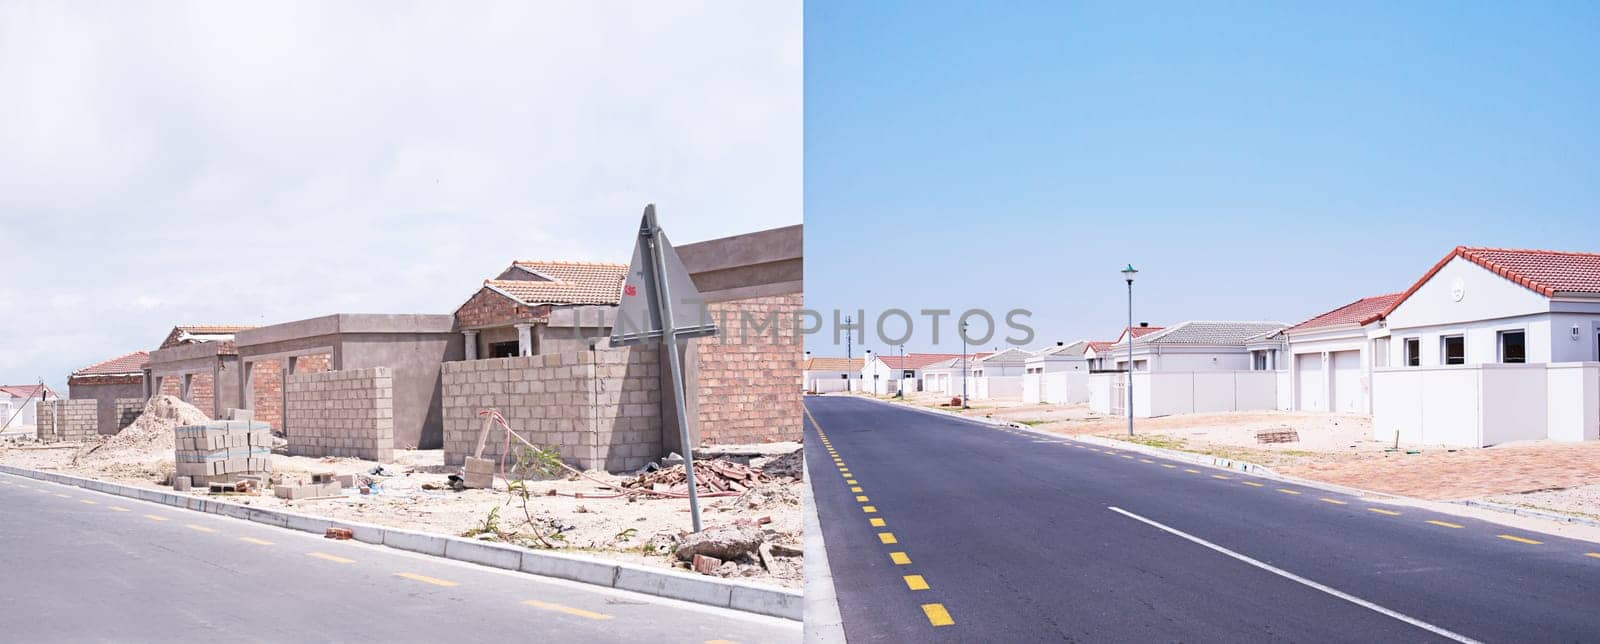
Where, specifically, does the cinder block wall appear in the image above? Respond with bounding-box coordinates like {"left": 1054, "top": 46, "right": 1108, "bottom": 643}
{"left": 284, "top": 367, "right": 395, "bottom": 461}
{"left": 693, "top": 292, "right": 803, "bottom": 444}
{"left": 34, "top": 400, "right": 99, "bottom": 443}
{"left": 440, "top": 347, "right": 662, "bottom": 472}
{"left": 114, "top": 398, "right": 145, "bottom": 432}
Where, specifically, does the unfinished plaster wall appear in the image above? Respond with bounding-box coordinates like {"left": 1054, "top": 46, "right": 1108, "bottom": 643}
{"left": 689, "top": 293, "right": 804, "bottom": 445}
{"left": 284, "top": 367, "right": 395, "bottom": 461}
{"left": 440, "top": 347, "right": 661, "bottom": 471}
{"left": 34, "top": 399, "right": 98, "bottom": 443}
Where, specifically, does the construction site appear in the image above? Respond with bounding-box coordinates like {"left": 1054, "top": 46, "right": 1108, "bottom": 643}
{"left": 1, "top": 223, "right": 807, "bottom": 588}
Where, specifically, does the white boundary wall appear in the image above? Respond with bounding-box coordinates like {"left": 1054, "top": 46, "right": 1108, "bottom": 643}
{"left": 1087, "top": 371, "right": 1276, "bottom": 417}
{"left": 1371, "top": 363, "right": 1600, "bottom": 447}
{"left": 974, "top": 376, "right": 1022, "bottom": 400}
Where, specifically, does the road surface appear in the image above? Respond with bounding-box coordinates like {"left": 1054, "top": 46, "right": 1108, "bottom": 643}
{"left": 805, "top": 395, "right": 1600, "bottom": 643}
{"left": 0, "top": 470, "right": 796, "bottom": 643}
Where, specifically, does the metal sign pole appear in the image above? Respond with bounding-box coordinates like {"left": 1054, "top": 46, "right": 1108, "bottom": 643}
{"left": 644, "top": 215, "right": 703, "bottom": 532}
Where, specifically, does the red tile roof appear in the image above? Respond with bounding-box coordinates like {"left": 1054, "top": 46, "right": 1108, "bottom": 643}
{"left": 71, "top": 350, "right": 150, "bottom": 377}
{"left": 1087, "top": 341, "right": 1116, "bottom": 352}
{"left": 487, "top": 261, "right": 629, "bottom": 306}
{"left": 0, "top": 384, "right": 55, "bottom": 400}
{"left": 1287, "top": 293, "right": 1402, "bottom": 333}
{"left": 877, "top": 353, "right": 965, "bottom": 370}
{"left": 803, "top": 357, "right": 864, "bottom": 372}
{"left": 1380, "top": 247, "right": 1600, "bottom": 320}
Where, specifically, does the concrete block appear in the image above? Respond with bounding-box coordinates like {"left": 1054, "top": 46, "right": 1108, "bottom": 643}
{"left": 517, "top": 550, "right": 622, "bottom": 587}
{"left": 384, "top": 528, "right": 448, "bottom": 557}
{"left": 614, "top": 563, "right": 734, "bottom": 608}
{"left": 729, "top": 584, "right": 804, "bottom": 621}
{"left": 172, "top": 476, "right": 191, "bottom": 492}
{"left": 444, "top": 538, "right": 523, "bottom": 571}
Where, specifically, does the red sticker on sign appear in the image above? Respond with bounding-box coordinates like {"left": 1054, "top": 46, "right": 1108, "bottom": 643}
{"left": 624, "top": 285, "right": 637, "bottom": 296}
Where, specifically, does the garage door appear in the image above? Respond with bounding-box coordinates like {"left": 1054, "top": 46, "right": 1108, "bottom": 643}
{"left": 1295, "top": 353, "right": 1323, "bottom": 412}
{"left": 1331, "top": 350, "right": 1362, "bottom": 413}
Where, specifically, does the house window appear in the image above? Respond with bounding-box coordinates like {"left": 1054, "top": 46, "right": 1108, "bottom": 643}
{"left": 1499, "top": 330, "right": 1525, "bottom": 364}
{"left": 489, "top": 341, "right": 519, "bottom": 358}
{"left": 1373, "top": 337, "right": 1390, "bottom": 368}
{"left": 1441, "top": 335, "right": 1465, "bottom": 365}
{"left": 1253, "top": 351, "right": 1267, "bottom": 371}
{"left": 1404, "top": 338, "right": 1420, "bottom": 367}
{"left": 902, "top": 370, "right": 915, "bottom": 379}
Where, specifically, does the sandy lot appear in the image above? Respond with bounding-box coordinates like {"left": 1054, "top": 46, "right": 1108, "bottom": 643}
{"left": 1, "top": 435, "right": 804, "bottom": 589}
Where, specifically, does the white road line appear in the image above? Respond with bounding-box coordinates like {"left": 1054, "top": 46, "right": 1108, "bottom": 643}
{"left": 1107, "top": 506, "right": 1479, "bottom": 644}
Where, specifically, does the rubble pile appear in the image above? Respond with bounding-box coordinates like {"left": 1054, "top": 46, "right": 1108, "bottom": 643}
{"left": 757, "top": 448, "right": 804, "bottom": 480}
{"left": 622, "top": 458, "right": 769, "bottom": 494}
{"left": 78, "top": 395, "right": 207, "bottom": 462}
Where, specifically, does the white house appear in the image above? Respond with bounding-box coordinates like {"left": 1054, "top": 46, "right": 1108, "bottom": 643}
{"left": 1023, "top": 341, "right": 1092, "bottom": 404}
{"left": 1090, "top": 321, "right": 1286, "bottom": 417}
{"left": 1280, "top": 293, "right": 1401, "bottom": 414}
{"left": 1084, "top": 324, "right": 1164, "bottom": 371}
{"left": 0, "top": 384, "right": 59, "bottom": 435}
{"left": 970, "top": 347, "right": 1031, "bottom": 399}
{"left": 860, "top": 352, "right": 961, "bottom": 396}
{"left": 921, "top": 352, "right": 991, "bottom": 399}
{"left": 802, "top": 356, "right": 862, "bottom": 393}
{"left": 1368, "top": 246, "right": 1600, "bottom": 447}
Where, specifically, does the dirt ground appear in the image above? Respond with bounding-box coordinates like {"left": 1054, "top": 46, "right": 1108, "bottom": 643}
{"left": 886, "top": 394, "right": 1600, "bottom": 518}
{"left": 1, "top": 429, "right": 805, "bottom": 589}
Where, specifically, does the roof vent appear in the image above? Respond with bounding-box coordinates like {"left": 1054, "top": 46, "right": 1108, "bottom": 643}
{"left": 1139, "top": 322, "right": 1149, "bottom": 328}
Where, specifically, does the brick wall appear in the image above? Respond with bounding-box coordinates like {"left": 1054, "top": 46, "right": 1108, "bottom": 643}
{"left": 284, "top": 367, "right": 395, "bottom": 461}
{"left": 189, "top": 372, "right": 215, "bottom": 416}
{"left": 249, "top": 359, "right": 283, "bottom": 432}
{"left": 455, "top": 287, "right": 550, "bottom": 329}
{"left": 34, "top": 399, "right": 98, "bottom": 443}
{"left": 114, "top": 398, "right": 145, "bottom": 432}
{"left": 440, "top": 347, "right": 661, "bottom": 471}
{"left": 693, "top": 292, "right": 803, "bottom": 445}
{"left": 158, "top": 376, "right": 181, "bottom": 398}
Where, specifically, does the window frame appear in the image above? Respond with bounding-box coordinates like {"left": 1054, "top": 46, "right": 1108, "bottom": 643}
{"left": 1440, "top": 334, "right": 1466, "bottom": 365}
{"left": 1403, "top": 337, "right": 1421, "bottom": 367}
{"left": 1497, "top": 329, "right": 1527, "bottom": 364}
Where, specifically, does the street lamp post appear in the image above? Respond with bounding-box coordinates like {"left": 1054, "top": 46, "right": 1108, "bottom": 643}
{"left": 845, "top": 315, "right": 853, "bottom": 393}
{"left": 897, "top": 344, "right": 906, "bottom": 398}
{"left": 960, "top": 321, "right": 969, "bottom": 409}
{"left": 1122, "top": 264, "right": 1138, "bottom": 436}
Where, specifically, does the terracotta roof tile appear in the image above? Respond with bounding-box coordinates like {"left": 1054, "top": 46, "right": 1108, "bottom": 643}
{"left": 0, "top": 384, "right": 55, "bottom": 400}
{"left": 803, "top": 357, "right": 863, "bottom": 371}
{"left": 488, "top": 260, "right": 628, "bottom": 306}
{"left": 1380, "top": 247, "right": 1600, "bottom": 320}
{"left": 1287, "top": 293, "right": 1403, "bottom": 333}
{"left": 878, "top": 353, "right": 965, "bottom": 370}
{"left": 71, "top": 350, "right": 150, "bottom": 377}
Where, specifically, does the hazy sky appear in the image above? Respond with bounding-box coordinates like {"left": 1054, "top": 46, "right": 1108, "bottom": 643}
{"left": 805, "top": 1, "right": 1599, "bottom": 357}
{"left": 1, "top": 1, "right": 801, "bottom": 391}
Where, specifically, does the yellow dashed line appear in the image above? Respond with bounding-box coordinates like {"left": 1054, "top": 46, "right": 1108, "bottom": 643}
{"left": 1319, "top": 498, "right": 1347, "bottom": 505}
{"left": 922, "top": 603, "right": 955, "bottom": 627}
{"left": 396, "top": 572, "right": 458, "bottom": 587}
{"left": 1368, "top": 508, "right": 1402, "bottom": 516}
{"left": 1241, "top": 481, "right": 1265, "bottom": 487}
{"left": 238, "top": 537, "right": 274, "bottom": 545}
{"left": 862, "top": 506, "right": 877, "bottom": 513}
{"left": 108, "top": 506, "right": 130, "bottom": 512}
{"left": 307, "top": 552, "right": 355, "bottom": 564}
{"left": 1161, "top": 464, "right": 1177, "bottom": 469}
{"left": 1498, "top": 534, "right": 1543, "bottom": 545}
{"left": 1277, "top": 489, "right": 1302, "bottom": 495}
{"left": 53, "top": 493, "right": 70, "bottom": 498}
{"left": 1584, "top": 553, "right": 1600, "bottom": 559}
{"left": 1120, "top": 455, "right": 1135, "bottom": 460}
{"left": 79, "top": 499, "right": 97, "bottom": 505}
{"left": 1139, "top": 459, "right": 1154, "bottom": 464}
{"left": 522, "top": 599, "right": 612, "bottom": 620}
{"left": 869, "top": 518, "right": 886, "bottom": 527}
{"left": 850, "top": 486, "right": 863, "bottom": 493}
{"left": 1211, "top": 474, "right": 1230, "bottom": 480}
{"left": 878, "top": 532, "right": 897, "bottom": 544}
{"left": 1184, "top": 468, "right": 1201, "bottom": 474}
{"left": 889, "top": 552, "right": 911, "bottom": 565}
{"left": 856, "top": 495, "right": 870, "bottom": 502}
{"left": 903, "top": 575, "right": 930, "bottom": 591}
{"left": 1427, "top": 520, "right": 1464, "bottom": 529}
{"left": 185, "top": 524, "right": 216, "bottom": 533}
{"left": 143, "top": 514, "right": 169, "bottom": 521}
{"left": 845, "top": 479, "right": 857, "bottom": 485}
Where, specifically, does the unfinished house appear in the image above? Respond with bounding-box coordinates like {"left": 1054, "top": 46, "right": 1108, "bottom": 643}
{"left": 146, "top": 325, "right": 255, "bottom": 421}
{"left": 234, "top": 314, "right": 464, "bottom": 459}
{"left": 440, "top": 224, "right": 803, "bottom": 471}
{"left": 66, "top": 350, "right": 149, "bottom": 435}
{"left": 454, "top": 260, "right": 628, "bottom": 359}
{"left": 1, "top": 384, "right": 57, "bottom": 434}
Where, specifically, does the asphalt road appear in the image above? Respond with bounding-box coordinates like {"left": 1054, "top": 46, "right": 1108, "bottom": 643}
{"left": 0, "top": 471, "right": 796, "bottom": 643}
{"left": 805, "top": 395, "right": 1600, "bottom": 643}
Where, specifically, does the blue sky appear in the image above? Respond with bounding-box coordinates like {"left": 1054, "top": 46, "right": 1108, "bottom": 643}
{"left": 803, "top": 1, "right": 1599, "bottom": 356}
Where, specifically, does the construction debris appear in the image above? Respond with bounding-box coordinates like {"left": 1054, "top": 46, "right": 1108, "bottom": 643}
{"left": 674, "top": 524, "right": 764, "bottom": 562}
{"left": 757, "top": 448, "right": 804, "bottom": 480}
{"left": 75, "top": 395, "right": 207, "bottom": 464}
{"left": 625, "top": 458, "right": 768, "bottom": 495}
{"left": 463, "top": 456, "right": 495, "bottom": 489}
{"left": 173, "top": 420, "right": 273, "bottom": 483}
{"left": 1256, "top": 429, "right": 1301, "bottom": 444}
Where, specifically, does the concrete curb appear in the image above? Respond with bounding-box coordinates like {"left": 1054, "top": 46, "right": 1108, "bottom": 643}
{"left": 0, "top": 463, "right": 801, "bottom": 621}
{"left": 1453, "top": 499, "right": 1600, "bottom": 529}
{"left": 800, "top": 452, "right": 847, "bottom": 643}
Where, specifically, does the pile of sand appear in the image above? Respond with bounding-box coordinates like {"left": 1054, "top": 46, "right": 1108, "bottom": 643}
{"left": 79, "top": 395, "right": 208, "bottom": 462}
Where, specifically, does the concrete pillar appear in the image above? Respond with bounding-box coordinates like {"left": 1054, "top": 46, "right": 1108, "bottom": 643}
{"left": 240, "top": 361, "right": 254, "bottom": 412}
{"left": 463, "top": 330, "right": 479, "bottom": 360}
{"left": 515, "top": 324, "right": 533, "bottom": 357}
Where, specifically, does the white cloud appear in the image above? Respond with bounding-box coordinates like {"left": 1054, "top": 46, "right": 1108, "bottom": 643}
{"left": 0, "top": 0, "right": 801, "bottom": 391}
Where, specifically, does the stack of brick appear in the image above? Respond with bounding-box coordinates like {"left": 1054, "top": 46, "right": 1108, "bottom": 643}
{"left": 174, "top": 421, "right": 273, "bottom": 483}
